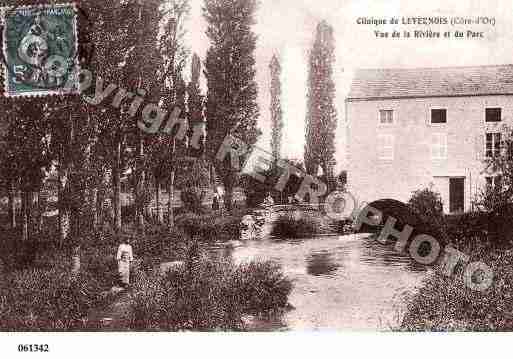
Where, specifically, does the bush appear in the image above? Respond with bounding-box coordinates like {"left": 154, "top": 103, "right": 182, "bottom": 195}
{"left": 408, "top": 186, "right": 445, "bottom": 230}
{"left": 445, "top": 206, "right": 513, "bottom": 248}
{"left": 271, "top": 213, "right": 337, "bottom": 238}
{"left": 240, "top": 173, "right": 273, "bottom": 208}
{"left": 0, "top": 268, "right": 104, "bottom": 331}
{"left": 176, "top": 160, "right": 211, "bottom": 214}
{"left": 445, "top": 212, "right": 489, "bottom": 247}
{"left": 232, "top": 261, "right": 292, "bottom": 313}
{"left": 401, "top": 246, "right": 513, "bottom": 331}
{"left": 178, "top": 213, "right": 241, "bottom": 242}
{"left": 131, "top": 258, "right": 292, "bottom": 331}
{"left": 180, "top": 187, "right": 207, "bottom": 214}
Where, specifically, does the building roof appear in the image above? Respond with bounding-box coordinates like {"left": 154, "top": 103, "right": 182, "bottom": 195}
{"left": 347, "top": 64, "right": 513, "bottom": 101}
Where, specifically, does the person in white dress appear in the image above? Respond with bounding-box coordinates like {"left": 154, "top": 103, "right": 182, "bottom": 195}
{"left": 262, "top": 193, "right": 274, "bottom": 208}
{"left": 240, "top": 215, "right": 256, "bottom": 240}
{"left": 116, "top": 236, "right": 134, "bottom": 288}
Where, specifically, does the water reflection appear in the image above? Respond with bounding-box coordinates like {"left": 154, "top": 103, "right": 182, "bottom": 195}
{"left": 306, "top": 250, "right": 339, "bottom": 277}
{"left": 359, "top": 236, "right": 428, "bottom": 272}
{"left": 206, "top": 234, "right": 427, "bottom": 331}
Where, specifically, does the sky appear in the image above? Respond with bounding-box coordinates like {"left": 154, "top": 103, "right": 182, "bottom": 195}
{"left": 182, "top": 0, "right": 513, "bottom": 171}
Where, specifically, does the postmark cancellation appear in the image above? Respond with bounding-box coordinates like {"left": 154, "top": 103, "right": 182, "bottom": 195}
{"left": 0, "top": 3, "right": 79, "bottom": 97}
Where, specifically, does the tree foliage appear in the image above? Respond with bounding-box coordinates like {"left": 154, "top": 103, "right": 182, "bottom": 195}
{"left": 477, "top": 125, "right": 513, "bottom": 211}
{"left": 408, "top": 185, "right": 445, "bottom": 230}
{"left": 304, "top": 20, "right": 338, "bottom": 178}
{"left": 269, "top": 54, "right": 283, "bottom": 161}
{"left": 204, "top": 0, "right": 261, "bottom": 211}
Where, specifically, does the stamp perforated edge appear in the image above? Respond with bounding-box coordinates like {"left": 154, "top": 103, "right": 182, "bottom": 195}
{"left": 0, "top": 2, "right": 80, "bottom": 98}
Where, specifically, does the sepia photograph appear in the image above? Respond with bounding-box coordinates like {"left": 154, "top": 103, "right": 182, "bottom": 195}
{"left": 0, "top": 0, "right": 512, "bottom": 357}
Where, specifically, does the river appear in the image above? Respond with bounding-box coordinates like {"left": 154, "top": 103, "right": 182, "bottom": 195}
{"left": 208, "top": 233, "right": 428, "bottom": 331}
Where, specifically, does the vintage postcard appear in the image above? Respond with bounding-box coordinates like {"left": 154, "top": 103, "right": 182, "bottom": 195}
{"left": 0, "top": 0, "right": 512, "bottom": 357}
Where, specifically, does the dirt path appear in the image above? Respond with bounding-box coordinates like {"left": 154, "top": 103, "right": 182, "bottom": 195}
{"left": 86, "top": 288, "right": 134, "bottom": 331}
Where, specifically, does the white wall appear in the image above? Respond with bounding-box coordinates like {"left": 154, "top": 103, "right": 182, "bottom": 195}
{"left": 346, "top": 95, "right": 513, "bottom": 213}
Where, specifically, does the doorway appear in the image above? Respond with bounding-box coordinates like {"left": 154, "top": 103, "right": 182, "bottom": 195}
{"left": 449, "top": 178, "right": 465, "bottom": 213}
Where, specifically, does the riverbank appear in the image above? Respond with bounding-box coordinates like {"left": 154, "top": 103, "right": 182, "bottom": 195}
{"left": 0, "top": 209, "right": 293, "bottom": 331}
{"left": 398, "top": 210, "right": 513, "bottom": 331}
{"left": 400, "top": 242, "right": 513, "bottom": 331}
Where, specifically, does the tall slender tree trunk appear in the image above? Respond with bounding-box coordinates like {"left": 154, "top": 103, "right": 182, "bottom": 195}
{"left": 90, "top": 187, "right": 99, "bottom": 232}
{"left": 155, "top": 179, "right": 163, "bottom": 225}
{"left": 225, "top": 180, "right": 234, "bottom": 213}
{"left": 167, "top": 171, "right": 175, "bottom": 229}
{"left": 137, "top": 191, "right": 146, "bottom": 230}
{"left": 58, "top": 170, "right": 70, "bottom": 243}
{"left": 96, "top": 188, "right": 103, "bottom": 229}
{"left": 7, "top": 182, "right": 16, "bottom": 229}
{"left": 111, "top": 139, "right": 123, "bottom": 232}
{"left": 70, "top": 203, "right": 82, "bottom": 277}
{"left": 97, "top": 171, "right": 109, "bottom": 229}
{"left": 87, "top": 112, "right": 100, "bottom": 233}
{"left": 21, "top": 190, "right": 29, "bottom": 241}
{"left": 136, "top": 136, "right": 146, "bottom": 231}
{"left": 59, "top": 208, "right": 71, "bottom": 243}
{"left": 35, "top": 191, "right": 43, "bottom": 233}
{"left": 210, "top": 164, "right": 217, "bottom": 192}
{"left": 167, "top": 137, "right": 177, "bottom": 229}
{"left": 112, "top": 168, "right": 122, "bottom": 233}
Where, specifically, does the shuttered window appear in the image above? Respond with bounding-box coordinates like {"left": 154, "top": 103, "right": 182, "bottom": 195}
{"left": 379, "top": 110, "right": 394, "bottom": 124}
{"left": 432, "top": 133, "right": 447, "bottom": 160}
{"left": 378, "top": 134, "right": 394, "bottom": 160}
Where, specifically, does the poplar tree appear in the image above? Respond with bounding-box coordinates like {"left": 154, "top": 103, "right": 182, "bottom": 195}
{"left": 204, "top": 0, "right": 261, "bottom": 212}
{"left": 149, "top": 0, "right": 190, "bottom": 229}
{"left": 87, "top": 0, "right": 165, "bottom": 232}
{"left": 269, "top": 54, "right": 283, "bottom": 162}
{"left": 304, "top": 20, "right": 338, "bottom": 181}
{"left": 187, "top": 53, "right": 206, "bottom": 158}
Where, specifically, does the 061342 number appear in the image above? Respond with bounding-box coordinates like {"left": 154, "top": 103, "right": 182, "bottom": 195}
{"left": 17, "top": 344, "right": 49, "bottom": 353}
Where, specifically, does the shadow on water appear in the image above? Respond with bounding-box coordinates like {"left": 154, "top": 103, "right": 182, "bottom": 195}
{"left": 306, "top": 250, "right": 340, "bottom": 277}
{"left": 359, "top": 236, "right": 428, "bottom": 273}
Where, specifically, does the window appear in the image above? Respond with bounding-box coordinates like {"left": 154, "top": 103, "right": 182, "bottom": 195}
{"left": 486, "top": 108, "right": 502, "bottom": 122}
{"left": 432, "top": 133, "right": 447, "bottom": 159}
{"left": 378, "top": 134, "right": 394, "bottom": 160}
{"left": 485, "top": 133, "right": 502, "bottom": 158}
{"left": 486, "top": 175, "right": 503, "bottom": 189}
{"left": 431, "top": 109, "right": 447, "bottom": 124}
{"left": 379, "top": 110, "right": 394, "bottom": 124}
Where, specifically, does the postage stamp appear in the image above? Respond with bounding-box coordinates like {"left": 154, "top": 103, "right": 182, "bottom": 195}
{"left": 1, "top": 3, "right": 79, "bottom": 97}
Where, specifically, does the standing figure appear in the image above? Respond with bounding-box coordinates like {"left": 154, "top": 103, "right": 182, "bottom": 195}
{"left": 116, "top": 235, "right": 134, "bottom": 289}
{"left": 240, "top": 214, "right": 256, "bottom": 240}
{"left": 212, "top": 192, "right": 220, "bottom": 211}
{"left": 262, "top": 193, "right": 275, "bottom": 208}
